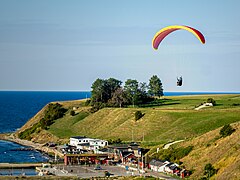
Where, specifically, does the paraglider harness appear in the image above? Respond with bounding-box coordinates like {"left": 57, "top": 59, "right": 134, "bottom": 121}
{"left": 177, "top": 76, "right": 183, "bottom": 86}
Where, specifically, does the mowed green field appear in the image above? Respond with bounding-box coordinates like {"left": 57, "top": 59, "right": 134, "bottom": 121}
{"left": 48, "top": 94, "right": 240, "bottom": 145}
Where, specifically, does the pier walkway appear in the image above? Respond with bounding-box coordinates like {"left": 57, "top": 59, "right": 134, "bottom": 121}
{"left": 0, "top": 163, "right": 42, "bottom": 169}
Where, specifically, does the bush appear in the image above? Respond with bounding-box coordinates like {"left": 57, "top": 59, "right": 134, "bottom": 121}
{"left": 18, "top": 123, "right": 40, "bottom": 140}
{"left": 153, "top": 146, "right": 193, "bottom": 162}
{"left": 18, "top": 103, "right": 67, "bottom": 139}
{"left": 219, "top": 124, "right": 235, "bottom": 137}
{"left": 204, "top": 163, "right": 216, "bottom": 178}
{"left": 39, "top": 103, "right": 67, "bottom": 130}
{"left": 207, "top": 98, "right": 216, "bottom": 106}
{"left": 70, "top": 110, "right": 75, "bottom": 116}
{"left": 90, "top": 102, "right": 105, "bottom": 113}
{"left": 108, "top": 138, "right": 122, "bottom": 145}
{"left": 85, "top": 99, "right": 91, "bottom": 106}
{"left": 231, "top": 103, "right": 240, "bottom": 106}
{"left": 135, "top": 111, "right": 144, "bottom": 121}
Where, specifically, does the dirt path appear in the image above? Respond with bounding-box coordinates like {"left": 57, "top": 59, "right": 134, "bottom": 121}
{"left": 195, "top": 103, "right": 213, "bottom": 110}
{"left": 163, "top": 140, "right": 184, "bottom": 149}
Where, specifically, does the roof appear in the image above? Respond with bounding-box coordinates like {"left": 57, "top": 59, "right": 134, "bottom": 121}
{"left": 129, "top": 142, "right": 139, "bottom": 147}
{"left": 109, "top": 144, "right": 129, "bottom": 148}
{"left": 149, "top": 159, "right": 165, "bottom": 166}
{"left": 166, "top": 162, "right": 174, "bottom": 167}
{"left": 71, "top": 136, "right": 86, "bottom": 139}
{"left": 98, "top": 148, "right": 109, "bottom": 152}
{"left": 121, "top": 151, "right": 135, "bottom": 158}
{"left": 169, "top": 165, "right": 178, "bottom": 170}
{"left": 64, "top": 154, "right": 108, "bottom": 157}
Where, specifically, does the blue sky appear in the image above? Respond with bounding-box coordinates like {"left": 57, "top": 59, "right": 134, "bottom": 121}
{"left": 0, "top": 0, "right": 240, "bottom": 92}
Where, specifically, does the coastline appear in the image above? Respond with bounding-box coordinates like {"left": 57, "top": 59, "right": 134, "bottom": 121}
{"left": 0, "top": 133, "right": 64, "bottom": 160}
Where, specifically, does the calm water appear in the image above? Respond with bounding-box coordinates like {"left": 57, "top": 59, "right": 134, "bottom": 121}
{"left": 0, "top": 140, "right": 48, "bottom": 163}
{"left": 0, "top": 91, "right": 90, "bottom": 133}
{"left": 0, "top": 91, "right": 90, "bottom": 163}
{"left": 0, "top": 168, "right": 37, "bottom": 176}
{"left": 0, "top": 91, "right": 238, "bottom": 163}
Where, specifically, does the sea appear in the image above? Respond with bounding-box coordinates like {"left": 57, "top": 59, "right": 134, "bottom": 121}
{"left": 0, "top": 91, "right": 238, "bottom": 165}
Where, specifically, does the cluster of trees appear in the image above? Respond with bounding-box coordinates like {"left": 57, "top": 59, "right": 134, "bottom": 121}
{"left": 90, "top": 75, "right": 163, "bottom": 109}
{"left": 19, "top": 103, "right": 67, "bottom": 140}
{"left": 39, "top": 103, "right": 67, "bottom": 130}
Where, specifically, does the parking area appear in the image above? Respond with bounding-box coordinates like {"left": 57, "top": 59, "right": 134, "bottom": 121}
{"left": 54, "top": 165, "right": 133, "bottom": 178}
{"left": 37, "top": 164, "right": 176, "bottom": 179}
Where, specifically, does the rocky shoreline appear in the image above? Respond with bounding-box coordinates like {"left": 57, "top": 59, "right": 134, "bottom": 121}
{"left": 0, "top": 133, "right": 64, "bottom": 160}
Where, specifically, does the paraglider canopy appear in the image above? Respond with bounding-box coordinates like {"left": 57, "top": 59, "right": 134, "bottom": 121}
{"left": 152, "top": 25, "right": 205, "bottom": 87}
{"left": 152, "top": 25, "right": 205, "bottom": 50}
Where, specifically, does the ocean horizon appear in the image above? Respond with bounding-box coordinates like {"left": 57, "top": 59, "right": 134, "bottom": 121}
{"left": 0, "top": 91, "right": 239, "bottom": 133}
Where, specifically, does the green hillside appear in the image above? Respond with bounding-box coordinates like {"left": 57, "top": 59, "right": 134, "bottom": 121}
{"left": 15, "top": 94, "right": 239, "bottom": 145}
{"left": 15, "top": 94, "right": 240, "bottom": 179}
{"left": 45, "top": 95, "right": 239, "bottom": 144}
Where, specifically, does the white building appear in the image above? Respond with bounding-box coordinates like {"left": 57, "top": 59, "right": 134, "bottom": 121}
{"left": 69, "top": 136, "right": 108, "bottom": 153}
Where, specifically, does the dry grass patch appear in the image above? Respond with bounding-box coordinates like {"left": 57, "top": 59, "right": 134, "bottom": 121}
{"left": 180, "top": 122, "right": 240, "bottom": 179}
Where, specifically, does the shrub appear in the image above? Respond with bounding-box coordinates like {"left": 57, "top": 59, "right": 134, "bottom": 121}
{"left": 207, "top": 98, "right": 216, "bottom": 106}
{"left": 108, "top": 138, "right": 122, "bottom": 145}
{"left": 90, "top": 102, "right": 105, "bottom": 113}
{"left": 231, "top": 103, "right": 240, "bottom": 106}
{"left": 18, "top": 123, "right": 40, "bottom": 140}
{"left": 204, "top": 163, "right": 216, "bottom": 178}
{"left": 18, "top": 103, "right": 67, "bottom": 139}
{"left": 39, "top": 103, "right": 67, "bottom": 130}
{"left": 85, "top": 99, "right": 91, "bottom": 106}
{"left": 219, "top": 124, "right": 235, "bottom": 137}
{"left": 153, "top": 146, "right": 193, "bottom": 162}
{"left": 135, "top": 111, "right": 144, "bottom": 121}
{"left": 70, "top": 110, "right": 75, "bottom": 116}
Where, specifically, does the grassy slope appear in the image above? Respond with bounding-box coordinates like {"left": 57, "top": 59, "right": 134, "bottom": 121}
{"left": 48, "top": 94, "right": 240, "bottom": 144}
{"left": 178, "top": 122, "right": 240, "bottom": 180}
{"left": 16, "top": 99, "right": 91, "bottom": 143}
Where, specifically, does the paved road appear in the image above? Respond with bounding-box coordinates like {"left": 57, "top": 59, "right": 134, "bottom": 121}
{"left": 41, "top": 165, "right": 177, "bottom": 179}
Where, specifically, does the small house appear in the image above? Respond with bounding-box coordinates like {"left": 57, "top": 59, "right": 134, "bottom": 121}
{"left": 120, "top": 151, "right": 137, "bottom": 164}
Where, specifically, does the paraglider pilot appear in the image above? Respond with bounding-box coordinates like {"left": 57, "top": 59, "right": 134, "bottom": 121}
{"left": 177, "top": 76, "right": 183, "bottom": 86}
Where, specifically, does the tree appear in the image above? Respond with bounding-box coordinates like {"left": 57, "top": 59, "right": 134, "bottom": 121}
{"left": 148, "top": 75, "right": 163, "bottom": 98}
{"left": 219, "top": 124, "right": 235, "bottom": 137}
{"left": 108, "top": 87, "right": 127, "bottom": 108}
{"left": 124, "top": 79, "right": 139, "bottom": 107}
{"left": 91, "top": 78, "right": 122, "bottom": 105}
{"left": 91, "top": 78, "right": 107, "bottom": 103}
{"left": 106, "top": 78, "right": 122, "bottom": 99}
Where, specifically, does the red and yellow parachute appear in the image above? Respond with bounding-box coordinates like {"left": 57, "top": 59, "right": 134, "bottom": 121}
{"left": 152, "top": 25, "right": 205, "bottom": 50}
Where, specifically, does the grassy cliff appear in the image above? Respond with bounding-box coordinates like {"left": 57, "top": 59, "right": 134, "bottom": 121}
{"left": 16, "top": 94, "right": 240, "bottom": 143}
{"left": 15, "top": 94, "right": 240, "bottom": 179}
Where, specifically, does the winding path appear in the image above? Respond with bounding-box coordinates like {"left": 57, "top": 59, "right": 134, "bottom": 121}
{"left": 163, "top": 140, "right": 184, "bottom": 149}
